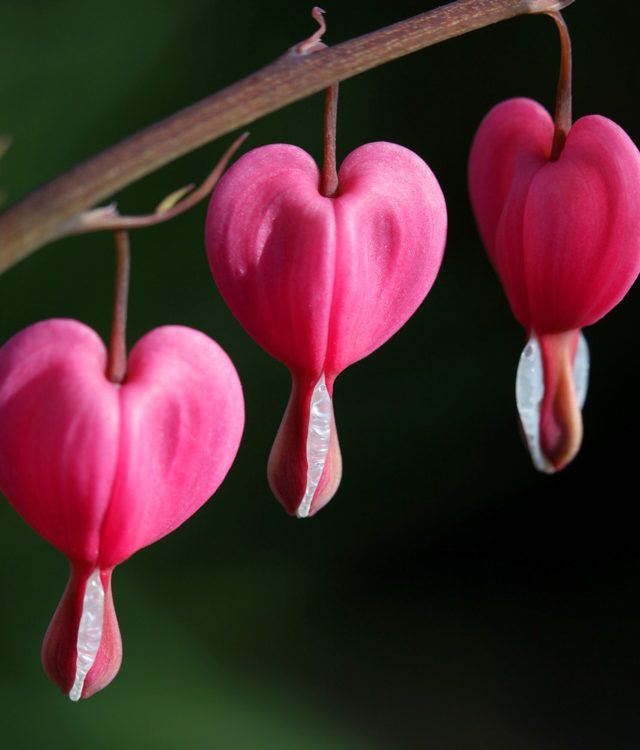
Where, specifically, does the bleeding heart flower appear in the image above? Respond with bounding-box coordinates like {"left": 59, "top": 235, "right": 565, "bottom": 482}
{"left": 0, "top": 319, "right": 244, "bottom": 699}
{"left": 469, "top": 96, "right": 640, "bottom": 471}
{"left": 206, "top": 141, "right": 447, "bottom": 517}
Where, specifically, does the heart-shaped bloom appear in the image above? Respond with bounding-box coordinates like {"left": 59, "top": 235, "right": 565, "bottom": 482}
{"left": 206, "top": 142, "right": 446, "bottom": 517}
{"left": 0, "top": 319, "right": 244, "bottom": 699}
{"left": 469, "top": 97, "right": 640, "bottom": 471}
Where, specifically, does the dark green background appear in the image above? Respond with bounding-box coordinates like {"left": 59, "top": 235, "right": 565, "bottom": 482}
{"left": 1, "top": 1, "right": 638, "bottom": 748}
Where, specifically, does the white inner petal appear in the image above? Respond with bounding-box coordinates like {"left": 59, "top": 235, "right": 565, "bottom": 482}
{"left": 297, "top": 374, "right": 332, "bottom": 519}
{"left": 573, "top": 333, "right": 590, "bottom": 410}
{"left": 69, "top": 569, "right": 105, "bottom": 702}
{"left": 515, "top": 332, "right": 590, "bottom": 474}
{"left": 516, "top": 334, "right": 549, "bottom": 472}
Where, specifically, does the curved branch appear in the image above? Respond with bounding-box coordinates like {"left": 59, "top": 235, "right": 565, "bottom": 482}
{"left": 0, "top": 0, "right": 574, "bottom": 274}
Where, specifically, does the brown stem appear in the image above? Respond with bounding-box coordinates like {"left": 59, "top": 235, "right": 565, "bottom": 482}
{"left": 299, "top": 7, "right": 340, "bottom": 198}
{"left": 321, "top": 83, "right": 340, "bottom": 198}
{"left": 107, "top": 230, "right": 131, "bottom": 385}
{"left": 0, "top": 0, "right": 576, "bottom": 274}
{"left": 548, "top": 11, "right": 572, "bottom": 160}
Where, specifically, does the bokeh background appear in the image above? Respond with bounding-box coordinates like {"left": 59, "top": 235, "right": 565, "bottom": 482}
{"left": 1, "top": 1, "right": 639, "bottom": 748}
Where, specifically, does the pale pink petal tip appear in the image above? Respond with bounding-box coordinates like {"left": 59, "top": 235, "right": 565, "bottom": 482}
{"left": 516, "top": 330, "right": 589, "bottom": 473}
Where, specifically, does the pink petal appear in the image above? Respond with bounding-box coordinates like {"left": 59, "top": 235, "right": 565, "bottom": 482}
{"left": 206, "top": 145, "right": 334, "bottom": 378}
{"left": 0, "top": 319, "right": 119, "bottom": 562}
{"left": 99, "top": 325, "right": 244, "bottom": 567}
{"left": 206, "top": 141, "right": 447, "bottom": 379}
{"left": 469, "top": 98, "right": 640, "bottom": 332}
{"left": 523, "top": 115, "right": 640, "bottom": 332}
{"left": 0, "top": 321, "right": 244, "bottom": 567}
{"left": 469, "top": 98, "right": 552, "bottom": 253}
{"left": 328, "top": 142, "right": 447, "bottom": 374}
{"left": 469, "top": 98, "right": 553, "bottom": 327}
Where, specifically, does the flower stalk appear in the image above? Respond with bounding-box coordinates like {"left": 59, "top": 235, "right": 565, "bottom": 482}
{"left": 106, "top": 230, "right": 131, "bottom": 385}
{"left": 321, "top": 84, "right": 340, "bottom": 199}
{"left": 548, "top": 11, "right": 573, "bottom": 160}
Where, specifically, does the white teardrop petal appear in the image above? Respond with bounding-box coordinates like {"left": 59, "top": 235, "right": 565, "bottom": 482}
{"left": 573, "top": 332, "right": 590, "bottom": 410}
{"left": 69, "top": 569, "right": 105, "bottom": 702}
{"left": 297, "top": 374, "right": 332, "bottom": 519}
{"left": 515, "top": 334, "right": 552, "bottom": 473}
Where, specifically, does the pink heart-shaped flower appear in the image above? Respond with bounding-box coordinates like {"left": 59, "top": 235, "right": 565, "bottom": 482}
{"left": 469, "top": 97, "right": 640, "bottom": 471}
{"left": 0, "top": 319, "right": 244, "bottom": 698}
{"left": 206, "top": 141, "right": 447, "bottom": 516}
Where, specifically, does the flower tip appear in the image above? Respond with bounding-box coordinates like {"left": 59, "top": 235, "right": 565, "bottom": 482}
{"left": 269, "top": 415, "right": 343, "bottom": 518}
{"left": 268, "top": 374, "right": 342, "bottom": 518}
{"left": 293, "top": 445, "right": 343, "bottom": 519}
{"left": 516, "top": 330, "right": 589, "bottom": 475}
{"left": 538, "top": 385, "right": 583, "bottom": 474}
{"left": 41, "top": 564, "right": 122, "bottom": 701}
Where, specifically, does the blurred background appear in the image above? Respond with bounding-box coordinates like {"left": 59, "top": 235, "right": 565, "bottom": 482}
{"left": 1, "top": 1, "right": 639, "bottom": 748}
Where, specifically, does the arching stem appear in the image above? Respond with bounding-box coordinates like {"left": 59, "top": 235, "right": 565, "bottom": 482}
{"left": 548, "top": 11, "right": 572, "bottom": 160}
{"left": 107, "top": 229, "right": 130, "bottom": 384}
{"left": 0, "top": 0, "right": 578, "bottom": 271}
